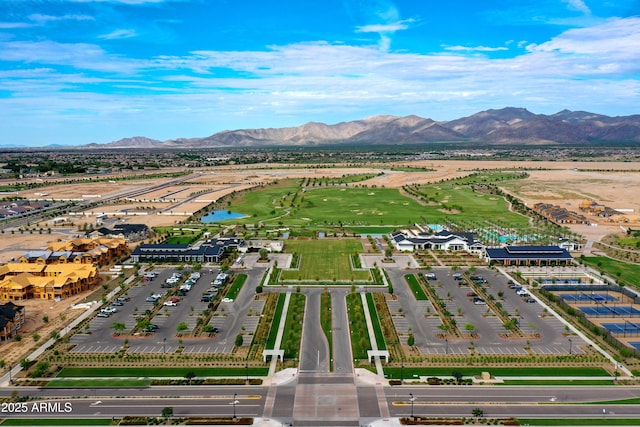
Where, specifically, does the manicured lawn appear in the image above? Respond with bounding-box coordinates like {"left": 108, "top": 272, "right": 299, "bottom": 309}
{"left": 405, "top": 274, "right": 428, "bottom": 300}
{"left": 383, "top": 366, "right": 609, "bottom": 379}
{"left": 581, "top": 256, "right": 640, "bottom": 288}
{"left": 346, "top": 226, "right": 397, "bottom": 235}
{"left": 280, "top": 240, "right": 371, "bottom": 282}
{"left": 346, "top": 293, "right": 371, "bottom": 360}
{"left": 46, "top": 379, "right": 150, "bottom": 387}
{"left": 57, "top": 367, "right": 268, "bottom": 377}
{"left": 518, "top": 419, "right": 640, "bottom": 426}
{"left": 225, "top": 181, "right": 301, "bottom": 223}
{"left": 0, "top": 419, "right": 114, "bottom": 426}
{"left": 366, "top": 293, "right": 386, "bottom": 350}
{"left": 266, "top": 293, "right": 286, "bottom": 349}
{"left": 281, "top": 293, "right": 305, "bottom": 359}
{"left": 289, "top": 187, "right": 427, "bottom": 226}
{"left": 225, "top": 274, "right": 247, "bottom": 300}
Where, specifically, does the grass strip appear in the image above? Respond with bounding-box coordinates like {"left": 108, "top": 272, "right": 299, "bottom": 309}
{"left": 57, "top": 367, "right": 268, "bottom": 378}
{"left": 518, "top": 419, "right": 640, "bottom": 426}
{"left": 0, "top": 419, "right": 114, "bottom": 426}
{"left": 280, "top": 293, "right": 305, "bottom": 359}
{"left": 383, "top": 366, "right": 609, "bottom": 378}
{"left": 225, "top": 274, "right": 247, "bottom": 300}
{"left": 586, "top": 398, "right": 640, "bottom": 405}
{"left": 405, "top": 274, "right": 428, "bottom": 301}
{"left": 366, "top": 292, "right": 386, "bottom": 350}
{"left": 346, "top": 292, "right": 371, "bottom": 360}
{"left": 266, "top": 293, "right": 286, "bottom": 349}
{"left": 499, "top": 380, "right": 614, "bottom": 386}
{"left": 46, "top": 379, "right": 150, "bottom": 387}
{"left": 320, "top": 291, "right": 333, "bottom": 370}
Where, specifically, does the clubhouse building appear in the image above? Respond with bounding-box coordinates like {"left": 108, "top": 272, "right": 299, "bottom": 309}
{"left": 484, "top": 245, "right": 573, "bottom": 266}
{"left": 131, "top": 238, "right": 244, "bottom": 264}
{"left": 390, "top": 229, "right": 484, "bottom": 253}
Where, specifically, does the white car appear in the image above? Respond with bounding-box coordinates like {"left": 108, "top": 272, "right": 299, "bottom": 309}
{"left": 516, "top": 289, "right": 528, "bottom": 296}
{"left": 101, "top": 307, "right": 117, "bottom": 313}
{"left": 222, "top": 297, "right": 234, "bottom": 303}
{"left": 163, "top": 301, "right": 178, "bottom": 307}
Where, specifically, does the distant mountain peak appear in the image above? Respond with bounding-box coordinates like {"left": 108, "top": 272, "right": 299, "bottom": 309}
{"left": 92, "top": 107, "right": 640, "bottom": 148}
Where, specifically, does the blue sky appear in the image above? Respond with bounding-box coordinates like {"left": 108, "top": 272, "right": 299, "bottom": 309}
{"left": 0, "top": 0, "right": 639, "bottom": 146}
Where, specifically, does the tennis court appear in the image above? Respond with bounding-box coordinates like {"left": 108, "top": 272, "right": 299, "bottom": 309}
{"left": 602, "top": 323, "right": 640, "bottom": 336}
{"left": 561, "top": 293, "right": 619, "bottom": 303}
{"left": 578, "top": 306, "right": 640, "bottom": 317}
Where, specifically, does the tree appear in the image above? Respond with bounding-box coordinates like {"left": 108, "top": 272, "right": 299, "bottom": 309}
{"left": 407, "top": 334, "right": 415, "bottom": 346}
{"left": 464, "top": 323, "right": 476, "bottom": 335}
{"left": 384, "top": 247, "right": 393, "bottom": 259}
{"left": 452, "top": 370, "right": 463, "bottom": 383}
{"left": 258, "top": 248, "right": 269, "bottom": 260}
{"left": 177, "top": 322, "right": 188, "bottom": 334}
{"left": 110, "top": 322, "right": 126, "bottom": 335}
{"left": 161, "top": 406, "right": 174, "bottom": 418}
{"left": 472, "top": 408, "right": 484, "bottom": 418}
{"left": 235, "top": 334, "right": 244, "bottom": 347}
{"left": 184, "top": 371, "right": 196, "bottom": 385}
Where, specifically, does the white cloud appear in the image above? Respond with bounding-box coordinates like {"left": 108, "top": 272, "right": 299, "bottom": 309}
{"left": 99, "top": 29, "right": 138, "bottom": 40}
{"left": 28, "top": 14, "right": 95, "bottom": 24}
{"left": 562, "top": 0, "right": 591, "bottom": 15}
{"left": 443, "top": 45, "right": 509, "bottom": 52}
{"left": 355, "top": 20, "right": 412, "bottom": 34}
{"left": 0, "top": 22, "right": 31, "bottom": 29}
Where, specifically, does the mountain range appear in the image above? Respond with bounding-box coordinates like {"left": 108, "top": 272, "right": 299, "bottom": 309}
{"left": 91, "top": 107, "right": 640, "bottom": 148}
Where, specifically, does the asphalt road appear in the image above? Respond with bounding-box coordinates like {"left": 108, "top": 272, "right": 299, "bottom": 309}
{"left": 2, "top": 385, "right": 640, "bottom": 421}
{"left": 299, "top": 289, "right": 330, "bottom": 372}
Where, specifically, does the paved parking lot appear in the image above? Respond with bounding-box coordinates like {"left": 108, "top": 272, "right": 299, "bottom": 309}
{"left": 385, "top": 266, "right": 588, "bottom": 356}
{"left": 68, "top": 264, "right": 269, "bottom": 355}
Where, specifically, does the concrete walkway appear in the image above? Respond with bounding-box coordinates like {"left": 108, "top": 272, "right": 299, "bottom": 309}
{"left": 267, "top": 290, "right": 292, "bottom": 378}
{"left": 361, "top": 292, "right": 384, "bottom": 377}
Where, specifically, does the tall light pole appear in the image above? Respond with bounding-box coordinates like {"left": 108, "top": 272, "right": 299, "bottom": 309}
{"left": 409, "top": 392, "right": 415, "bottom": 419}
{"left": 445, "top": 338, "right": 449, "bottom": 355}
{"left": 232, "top": 392, "right": 237, "bottom": 419}
{"left": 568, "top": 338, "right": 572, "bottom": 355}
{"left": 163, "top": 338, "right": 166, "bottom": 354}
{"left": 400, "top": 361, "right": 404, "bottom": 383}
{"left": 245, "top": 361, "right": 249, "bottom": 385}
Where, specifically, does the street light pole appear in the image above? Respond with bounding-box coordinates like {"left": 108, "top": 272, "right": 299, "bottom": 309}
{"left": 233, "top": 392, "right": 237, "bottom": 419}
{"left": 400, "top": 361, "right": 404, "bottom": 383}
{"left": 445, "top": 338, "right": 449, "bottom": 355}
{"left": 409, "top": 392, "right": 415, "bottom": 419}
{"left": 245, "top": 361, "right": 249, "bottom": 385}
{"left": 568, "top": 338, "right": 572, "bottom": 355}
{"left": 163, "top": 338, "right": 166, "bottom": 354}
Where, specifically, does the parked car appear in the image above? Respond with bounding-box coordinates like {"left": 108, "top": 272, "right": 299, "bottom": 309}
{"left": 146, "top": 296, "right": 158, "bottom": 302}
{"left": 201, "top": 293, "right": 214, "bottom": 302}
{"left": 525, "top": 297, "right": 536, "bottom": 303}
{"left": 112, "top": 301, "right": 124, "bottom": 306}
{"left": 97, "top": 312, "right": 110, "bottom": 318}
{"left": 116, "top": 296, "right": 130, "bottom": 302}
{"left": 222, "top": 297, "right": 234, "bottom": 303}
{"left": 424, "top": 273, "right": 437, "bottom": 280}
{"left": 102, "top": 307, "right": 117, "bottom": 313}
{"left": 163, "top": 301, "right": 178, "bottom": 307}
{"left": 170, "top": 297, "right": 180, "bottom": 303}
{"left": 466, "top": 292, "right": 477, "bottom": 297}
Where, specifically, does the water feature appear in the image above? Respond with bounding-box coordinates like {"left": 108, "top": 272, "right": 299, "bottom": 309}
{"left": 201, "top": 210, "right": 247, "bottom": 223}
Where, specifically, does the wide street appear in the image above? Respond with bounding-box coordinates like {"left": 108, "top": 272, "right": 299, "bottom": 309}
{"left": 1, "top": 385, "right": 640, "bottom": 423}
